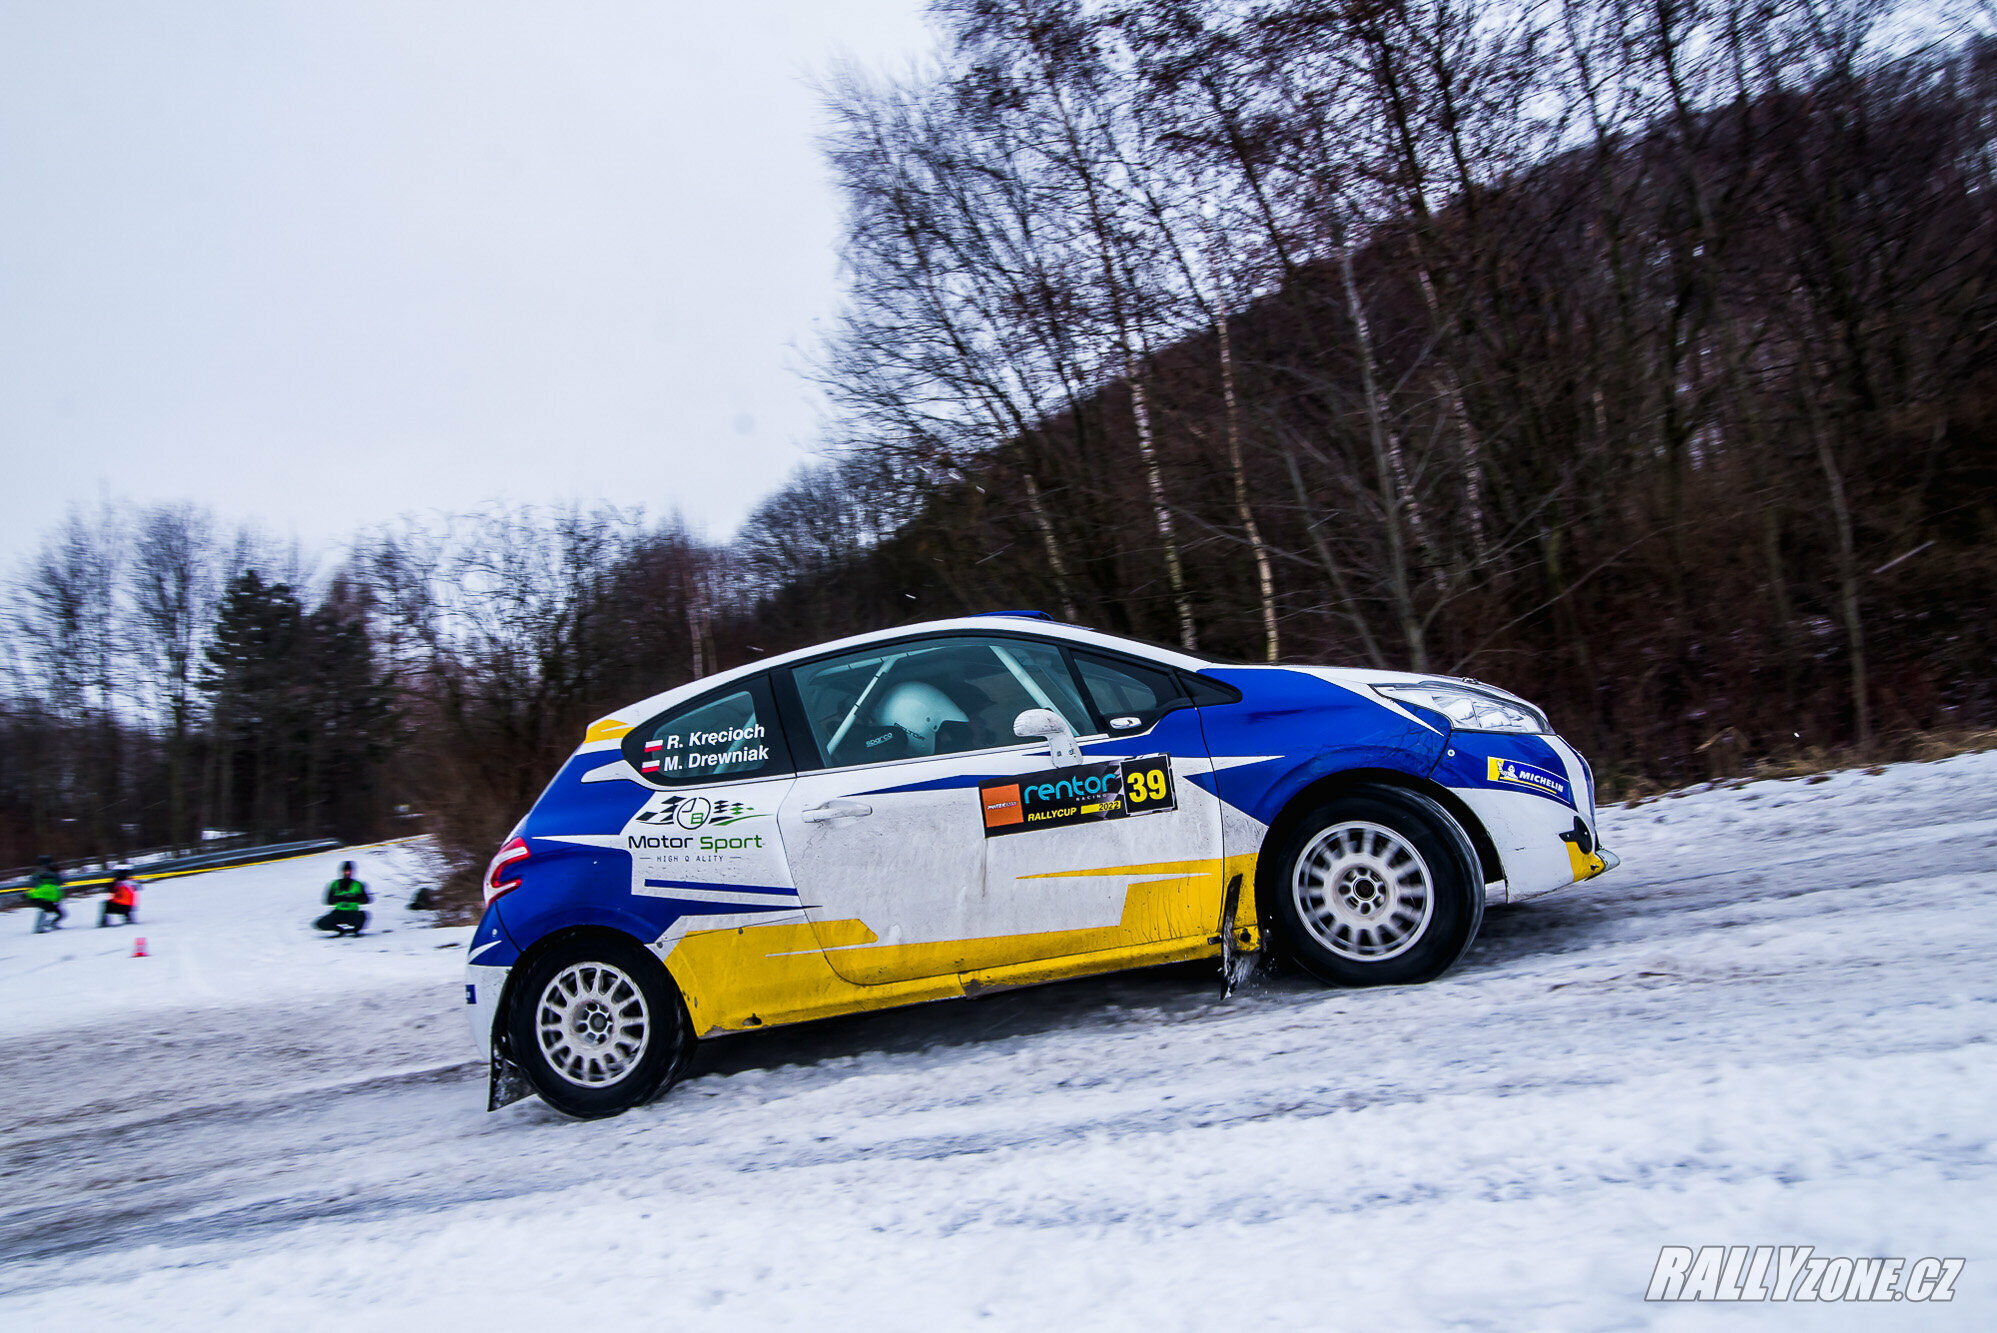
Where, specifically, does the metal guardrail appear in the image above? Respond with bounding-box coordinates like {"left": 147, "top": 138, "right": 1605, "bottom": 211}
{"left": 0, "top": 838, "right": 344, "bottom": 895}
{"left": 0, "top": 835, "right": 263, "bottom": 886}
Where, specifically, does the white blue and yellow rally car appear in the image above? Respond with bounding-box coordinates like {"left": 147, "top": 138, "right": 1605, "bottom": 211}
{"left": 466, "top": 613, "right": 1616, "bottom": 1116}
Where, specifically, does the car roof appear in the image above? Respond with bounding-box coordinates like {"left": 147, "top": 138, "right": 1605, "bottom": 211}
{"left": 586, "top": 615, "right": 1215, "bottom": 740}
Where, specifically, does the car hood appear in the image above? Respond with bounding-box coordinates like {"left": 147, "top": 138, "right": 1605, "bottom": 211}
{"left": 1227, "top": 662, "right": 1536, "bottom": 706}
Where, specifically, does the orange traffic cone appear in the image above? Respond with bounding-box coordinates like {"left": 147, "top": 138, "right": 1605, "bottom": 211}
{"left": 132, "top": 936, "right": 148, "bottom": 958}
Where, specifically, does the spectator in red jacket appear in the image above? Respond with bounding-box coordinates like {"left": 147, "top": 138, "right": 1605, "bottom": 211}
{"left": 99, "top": 867, "right": 140, "bottom": 927}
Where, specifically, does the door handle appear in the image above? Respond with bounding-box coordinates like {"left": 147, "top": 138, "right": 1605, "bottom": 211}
{"left": 800, "top": 799, "right": 873, "bottom": 823}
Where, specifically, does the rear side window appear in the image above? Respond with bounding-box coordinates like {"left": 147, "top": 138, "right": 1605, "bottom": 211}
{"left": 1072, "top": 651, "right": 1190, "bottom": 733}
{"left": 621, "top": 675, "right": 791, "bottom": 786}
{"left": 789, "top": 635, "right": 1093, "bottom": 768}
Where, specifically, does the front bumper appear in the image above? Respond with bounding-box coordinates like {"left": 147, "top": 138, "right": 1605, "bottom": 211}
{"left": 1460, "top": 785, "right": 1614, "bottom": 901}
{"left": 1433, "top": 731, "right": 1613, "bottom": 904}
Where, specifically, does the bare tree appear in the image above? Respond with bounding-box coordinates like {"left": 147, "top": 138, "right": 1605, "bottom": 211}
{"left": 14, "top": 502, "right": 126, "bottom": 854}
{"left": 128, "top": 503, "right": 218, "bottom": 848}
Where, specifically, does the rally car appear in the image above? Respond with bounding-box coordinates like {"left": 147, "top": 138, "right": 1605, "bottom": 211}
{"left": 466, "top": 613, "right": 1617, "bottom": 1117}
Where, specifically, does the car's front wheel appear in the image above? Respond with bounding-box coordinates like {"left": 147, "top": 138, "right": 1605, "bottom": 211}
{"left": 1267, "top": 786, "right": 1484, "bottom": 987}
{"left": 506, "top": 934, "right": 692, "bottom": 1118}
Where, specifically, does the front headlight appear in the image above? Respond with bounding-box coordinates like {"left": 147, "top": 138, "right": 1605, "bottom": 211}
{"left": 1374, "top": 681, "right": 1549, "bottom": 734}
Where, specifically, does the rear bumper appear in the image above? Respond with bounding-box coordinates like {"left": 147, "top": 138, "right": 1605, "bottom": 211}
{"left": 464, "top": 902, "right": 522, "bottom": 1060}
{"left": 465, "top": 963, "right": 511, "bottom": 1060}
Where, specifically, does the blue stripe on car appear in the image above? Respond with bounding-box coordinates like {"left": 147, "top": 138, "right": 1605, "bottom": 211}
{"left": 1198, "top": 668, "right": 1452, "bottom": 825}
{"left": 642, "top": 879, "right": 798, "bottom": 897}
{"left": 1431, "top": 732, "right": 1576, "bottom": 807}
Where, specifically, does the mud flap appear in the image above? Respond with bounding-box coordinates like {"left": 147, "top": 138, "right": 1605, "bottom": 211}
{"left": 487, "top": 1035, "right": 534, "bottom": 1112}
{"left": 1217, "top": 873, "right": 1260, "bottom": 997}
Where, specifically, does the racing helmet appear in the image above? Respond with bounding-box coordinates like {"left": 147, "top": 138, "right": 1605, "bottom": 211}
{"left": 874, "top": 681, "right": 968, "bottom": 757}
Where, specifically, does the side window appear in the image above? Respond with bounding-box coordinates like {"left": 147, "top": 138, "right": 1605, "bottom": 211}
{"left": 1072, "top": 651, "right": 1189, "bottom": 733}
{"left": 789, "top": 635, "right": 1093, "bottom": 768}
{"left": 621, "top": 675, "right": 791, "bottom": 786}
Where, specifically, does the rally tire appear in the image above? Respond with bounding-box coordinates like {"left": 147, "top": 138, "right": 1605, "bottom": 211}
{"left": 1266, "top": 786, "right": 1484, "bottom": 987}
{"left": 505, "top": 933, "right": 693, "bottom": 1119}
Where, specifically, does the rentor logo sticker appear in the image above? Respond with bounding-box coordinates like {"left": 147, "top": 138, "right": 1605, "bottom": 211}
{"left": 978, "top": 756, "right": 1176, "bottom": 837}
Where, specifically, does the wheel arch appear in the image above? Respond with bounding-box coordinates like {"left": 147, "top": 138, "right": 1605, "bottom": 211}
{"left": 1252, "top": 767, "right": 1503, "bottom": 908}
{"left": 489, "top": 922, "right": 666, "bottom": 1045}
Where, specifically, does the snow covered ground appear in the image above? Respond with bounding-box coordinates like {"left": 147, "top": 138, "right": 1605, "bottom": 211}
{"left": 2, "top": 755, "right": 1993, "bottom": 1329}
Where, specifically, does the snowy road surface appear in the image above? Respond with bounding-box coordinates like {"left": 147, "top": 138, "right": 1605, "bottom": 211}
{"left": 2, "top": 756, "right": 1993, "bottom": 1329}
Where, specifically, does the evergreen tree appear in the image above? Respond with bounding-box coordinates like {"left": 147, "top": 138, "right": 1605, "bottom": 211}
{"left": 203, "top": 570, "right": 306, "bottom": 840}
{"left": 201, "top": 570, "right": 398, "bottom": 842}
{"left": 305, "top": 583, "right": 398, "bottom": 841}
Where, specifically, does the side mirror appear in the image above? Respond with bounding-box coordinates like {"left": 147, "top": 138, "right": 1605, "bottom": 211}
{"left": 1013, "top": 708, "right": 1083, "bottom": 767}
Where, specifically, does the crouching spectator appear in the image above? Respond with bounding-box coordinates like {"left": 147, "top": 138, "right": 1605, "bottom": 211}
{"left": 100, "top": 867, "right": 140, "bottom": 926}
{"left": 314, "top": 861, "right": 371, "bottom": 936}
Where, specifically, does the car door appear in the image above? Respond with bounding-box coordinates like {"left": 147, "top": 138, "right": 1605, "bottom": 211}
{"left": 776, "top": 632, "right": 1222, "bottom": 986}
{"left": 981, "top": 649, "right": 1225, "bottom": 963}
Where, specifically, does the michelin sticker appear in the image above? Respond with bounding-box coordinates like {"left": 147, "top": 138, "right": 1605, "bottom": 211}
{"left": 1486, "top": 755, "right": 1572, "bottom": 805}
{"left": 979, "top": 756, "right": 1176, "bottom": 838}
{"left": 624, "top": 790, "right": 788, "bottom": 896}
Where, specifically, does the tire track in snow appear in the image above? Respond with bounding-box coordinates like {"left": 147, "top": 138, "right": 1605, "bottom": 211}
{"left": 1, "top": 758, "right": 1993, "bottom": 1308}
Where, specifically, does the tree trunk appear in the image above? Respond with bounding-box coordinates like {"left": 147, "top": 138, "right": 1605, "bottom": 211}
{"left": 1020, "top": 471, "right": 1079, "bottom": 622}
{"left": 1286, "top": 447, "right": 1387, "bottom": 669}
{"left": 1812, "top": 423, "right": 1870, "bottom": 747}
{"left": 1336, "top": 237, "right": 1426, "bottom": 671}
{"left": 1216, "top": 309, "right": 1279, "bottom": 660}
{"left": 1126, "top": 368, "right": 1197, "bottom": 651}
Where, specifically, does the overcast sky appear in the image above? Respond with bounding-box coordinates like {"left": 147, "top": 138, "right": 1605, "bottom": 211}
{"left": 0, "top": 0, "right": 932, "bottom": 569}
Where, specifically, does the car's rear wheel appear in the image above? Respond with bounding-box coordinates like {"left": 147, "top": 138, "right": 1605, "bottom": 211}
{"left": 507, "top": 934, "right": 691, "bottom": 1118}
{"left": 1267, "top": 786, "right": 1483, "bottom": 987}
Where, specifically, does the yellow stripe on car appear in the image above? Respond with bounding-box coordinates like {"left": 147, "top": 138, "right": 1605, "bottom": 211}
{"left": 660, "top": 858, "right": 1243, "bottom": 1036}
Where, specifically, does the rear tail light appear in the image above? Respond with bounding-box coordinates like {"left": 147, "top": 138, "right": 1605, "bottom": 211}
{"left": 484, "top": 837, "right": 530, "bottom": 905}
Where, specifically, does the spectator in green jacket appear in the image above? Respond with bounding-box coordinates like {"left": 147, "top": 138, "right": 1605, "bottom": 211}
{"left": 314, "top": 861, "right": 371, "bottom": 936}
{"left": 27, "top": 855, "right": 65, "bottom": 933}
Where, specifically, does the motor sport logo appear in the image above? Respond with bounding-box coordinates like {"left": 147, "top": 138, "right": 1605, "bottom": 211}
{"left": 979, "top": 757, "right": 1175, "bottom": 838}
{"left": 1646, "top": 1247, "right": 1962, "bottom": 1303}
{"left": 633, "top": 795, "right": 767, "bottom": 830}
{"left": 1486, "top": 755, "right": 1570, "bottom": 803}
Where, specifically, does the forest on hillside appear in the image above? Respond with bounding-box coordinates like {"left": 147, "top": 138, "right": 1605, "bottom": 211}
{"left": 4, "top": 0, "right": 1994, "bottom": 905}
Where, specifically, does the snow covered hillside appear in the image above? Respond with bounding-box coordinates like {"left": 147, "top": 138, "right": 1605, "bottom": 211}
{"left": 2, "top": 756, "right": 1993, "bottom": 1329}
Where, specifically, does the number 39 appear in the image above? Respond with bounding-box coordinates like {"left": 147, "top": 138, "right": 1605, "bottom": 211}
{"left": 1131, "top": 767, "right": 1168, "bottom": 803}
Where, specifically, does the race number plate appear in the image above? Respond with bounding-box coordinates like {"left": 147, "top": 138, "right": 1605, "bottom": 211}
{"left": 978, "top": 756, "right": 1176, "bottom": 837}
